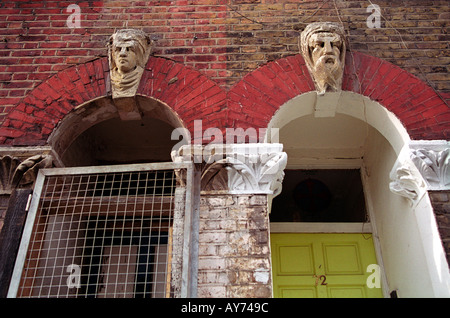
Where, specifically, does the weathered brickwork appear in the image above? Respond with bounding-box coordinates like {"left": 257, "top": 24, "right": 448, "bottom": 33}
{"left": 429, "top": 191, "right": 450, "bottom": 265}
{"left": 198, "top": 194, "right": 272, "bottom": 298}
{"left": 0, "top": 1, "right": 449, "bottom": 120}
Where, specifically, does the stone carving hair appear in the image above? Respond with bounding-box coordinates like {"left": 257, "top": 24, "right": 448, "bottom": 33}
{"left": 300, "top": 22, "right": 347, "bottom": 95}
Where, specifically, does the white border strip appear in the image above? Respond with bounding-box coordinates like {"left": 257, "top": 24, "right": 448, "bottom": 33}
{"left": 270, "top": 222, "right": 372, "bottom": 233}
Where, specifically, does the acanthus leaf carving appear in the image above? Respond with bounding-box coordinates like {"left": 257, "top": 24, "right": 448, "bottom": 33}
{"left": 225, "top": 145, "right": 287, "bottom": 196}
{"left": 171, "top": 144, "right": 287, "bottom": 196}
{"left": 410, "top": 147, "right": 449, "bottom": 190}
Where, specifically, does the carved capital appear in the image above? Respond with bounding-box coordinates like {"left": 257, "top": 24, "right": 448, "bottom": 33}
{"left": 409, "top": 140, "right": 450, "bottom": 191}
{"left": 225, "top": 144, "right": 287, "bottom": 196}
{"left": 172, "top": 144, "right": 287, "bottom": 196}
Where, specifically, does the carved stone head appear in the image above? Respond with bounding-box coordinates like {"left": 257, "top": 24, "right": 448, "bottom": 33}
{"left": 108, "top": 29, "right": 152, "bottom": 98}
{"left": 300, "top": 22, "right": 346, "bottom": 95}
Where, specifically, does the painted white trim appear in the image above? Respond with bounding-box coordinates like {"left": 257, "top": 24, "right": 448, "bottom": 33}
{"left": 360, "top": 162, "right": 390, "bottom": 298}
{"left": 269, "top": 222, "right": 372, "bottom": 233}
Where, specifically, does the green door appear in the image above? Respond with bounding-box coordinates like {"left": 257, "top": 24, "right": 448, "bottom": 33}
{"left": 271, "top": 233, "right": 383, "bottom": 298}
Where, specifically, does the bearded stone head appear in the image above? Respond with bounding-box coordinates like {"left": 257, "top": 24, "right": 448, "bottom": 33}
{"left": 300, "top": 22, "right": 346, "bottom": 95}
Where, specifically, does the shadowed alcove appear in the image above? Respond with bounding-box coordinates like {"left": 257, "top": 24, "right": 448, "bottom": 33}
{"left": 48, "top": 96, "right": 188, "bottom": 167}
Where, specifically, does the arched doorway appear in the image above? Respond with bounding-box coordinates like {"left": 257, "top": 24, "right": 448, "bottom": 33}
{"left": 266, "top": 91, "right": 449, "bottom": 298}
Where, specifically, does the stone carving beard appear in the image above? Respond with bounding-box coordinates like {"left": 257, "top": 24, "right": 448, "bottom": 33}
{"left": 300, "top": 22, "right": 346, "bottom": 95}
{"left": 311, "top": 51, "right": 344, "bottom": 95}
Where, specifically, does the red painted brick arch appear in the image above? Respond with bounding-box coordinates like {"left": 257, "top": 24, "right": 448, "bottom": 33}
{"left": 0, "top": 52, "right": 447, "bottom": 146}
{"left": 0, "top": 56, "right": 227, "bottom": 146}
{"left": 228, "top": 52, "right": 449, "bottom": 141}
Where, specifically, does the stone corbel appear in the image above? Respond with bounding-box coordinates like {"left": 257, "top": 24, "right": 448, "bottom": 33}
{"left": 389, "top": 157, "right": 427, "bottom": 207}
{"left": 409, "top": 140, "right": 450, "bottom": 191}
{"left": 0, "top": 154, "right": 53, "bottom": 194}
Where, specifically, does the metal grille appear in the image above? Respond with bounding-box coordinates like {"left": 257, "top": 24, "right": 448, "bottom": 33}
{"left": 10, "top": 164, "right": 184, "bottom": 298}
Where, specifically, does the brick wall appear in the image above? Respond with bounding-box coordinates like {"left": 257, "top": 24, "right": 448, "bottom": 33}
{"left": 198, "top": 194, "right": 272, "bottom": 297}
{"left": 1, "top": 0, "right": 449, "bottom": 123}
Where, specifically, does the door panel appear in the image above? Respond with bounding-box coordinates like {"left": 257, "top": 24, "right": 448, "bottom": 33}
{"left": 323, "top": 243, "right": 362, "bottom": 274}
{"left": 278, "top": 245, "right": 314, "bottom": 275}
{"left": 271, "top": 233, "right": 383, "bottom": 298}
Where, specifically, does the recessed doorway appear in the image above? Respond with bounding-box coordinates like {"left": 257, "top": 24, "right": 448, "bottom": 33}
{"left": 270, "top": 169, "right": 382, "bottom": 298}
{"left": 270, "top": 169, "right": 367, "bottom": 223}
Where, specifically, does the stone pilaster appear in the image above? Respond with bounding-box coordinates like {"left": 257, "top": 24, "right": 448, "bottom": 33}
{"left": 172, "top": 143, "right": 287, "bottom": 298}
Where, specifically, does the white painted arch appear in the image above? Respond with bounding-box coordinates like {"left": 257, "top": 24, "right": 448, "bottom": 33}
{"left": 265, "top": 91, "right": 410, "bottom": 157}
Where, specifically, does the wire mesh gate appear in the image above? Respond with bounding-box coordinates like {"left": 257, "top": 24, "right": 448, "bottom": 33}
{"left": 7, "top": 162, "right": 194, "bottom": 298}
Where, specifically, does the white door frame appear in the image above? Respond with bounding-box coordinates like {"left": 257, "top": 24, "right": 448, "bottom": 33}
{"left": 269, "top": 160, "right": 389, "bottom": 297}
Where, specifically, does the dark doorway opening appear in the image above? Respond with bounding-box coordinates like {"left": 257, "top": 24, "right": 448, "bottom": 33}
{"left": 270, "top": 169, "right": 368, "bottom": 223}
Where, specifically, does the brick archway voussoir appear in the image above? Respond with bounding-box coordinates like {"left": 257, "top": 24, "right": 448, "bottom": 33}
{"left": 1, "top": 52, "right": 448, "bottom": 146}
{"left": 230, "top": 52, "right": 448, "bottom": 141}
{"left": 0, "top": 58, "right": 110, "bottom": 146}
{"left": 0, "top": 56, "right": 228, "bottom": 146}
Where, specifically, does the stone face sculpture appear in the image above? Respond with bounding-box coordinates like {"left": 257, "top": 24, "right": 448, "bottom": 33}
{"left": 300, "top": 22, "right": 346, "bottom": 95}
{"left": 108, "top": 29, "right": 152, "bottom": 99}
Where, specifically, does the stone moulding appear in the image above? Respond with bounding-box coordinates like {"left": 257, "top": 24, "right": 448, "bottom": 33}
{"left": 172, "top": 143, "right": 287, "bottom": 196}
